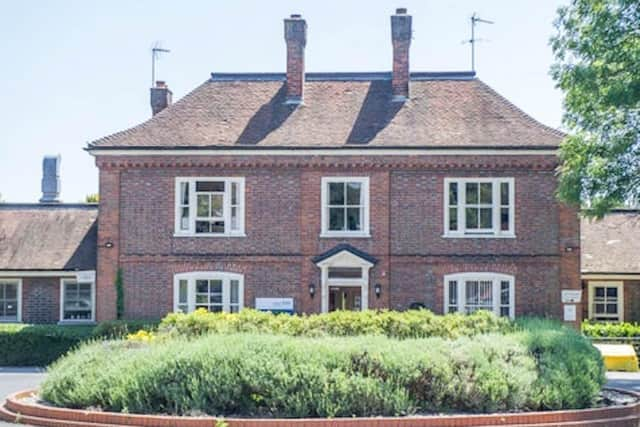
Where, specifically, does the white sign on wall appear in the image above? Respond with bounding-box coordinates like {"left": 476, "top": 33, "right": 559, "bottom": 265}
{"left": 561, "top": 290, "right": 582, "bottom": 304}
{"left": 75, "top": 270, "right": 96, "bottom": 282}
{"left": 563, "top": 304, "right": 577, "bottom": 322}
{"left": 255, "top": 298, "right": 294, "bottom": 313}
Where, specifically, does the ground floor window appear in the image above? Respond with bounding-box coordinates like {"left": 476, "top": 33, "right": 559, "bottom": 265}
{"left": 444, "top": 273, "right": 515, "bottom": 319}
{"left": 60, "top": 279, "right": 95, "bottom": 322}
{"left": 0, "top": 280, "right": 21, "bottom": 322}
{"left": 588, "top": 281, "right": 623, "bottom": 322}
{"left": 174, "top": 272, "right": 244, "bottom": 313}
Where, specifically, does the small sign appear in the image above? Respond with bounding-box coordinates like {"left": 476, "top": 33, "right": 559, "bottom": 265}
{"left": 561, "top": 290, "right": 582, "bottom": 304}
{"left": 255, "top": 298, "right": 294, "bottom": 314}
{"left": 75, "top": 270, "right": 96, "bottom": 282}
{"left": 564, "top": 304, "right": 577, "bottom": 322}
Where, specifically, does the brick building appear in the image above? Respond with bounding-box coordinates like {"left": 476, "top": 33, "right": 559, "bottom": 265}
{"left": 83, "top": 9, "right": 582, "bottom": 323}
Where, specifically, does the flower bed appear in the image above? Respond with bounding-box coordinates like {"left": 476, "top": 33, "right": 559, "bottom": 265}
{"left": 39, "top": 312, "right": 605, "bottom": 418}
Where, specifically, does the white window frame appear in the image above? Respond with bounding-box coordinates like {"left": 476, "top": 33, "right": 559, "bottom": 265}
{"left": 320, "top": 177, "right": 370, "bottom": 238}
{"left": 443, "top": 177, "right": 515, "bottom": 238}
{"left": 0, "top": 279, "right": 22, "bottom": 323}
{"left": 173, "top": 272, "right": 244, "bottom": 313}
{"left": 588, "top": 281, "right": 624, "bottom": 322}
{"left": 174, "top": 177, "right": 245, "bottom": 237}
{"left": 444, "top": 272, "right": 515, "bottom": 319}
{"left": 59, "top": 278, "right": 96, "bottom": 323}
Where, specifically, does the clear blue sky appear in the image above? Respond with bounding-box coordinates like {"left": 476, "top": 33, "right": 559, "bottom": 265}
{"left": 0, "top": 0, "right": 567, "bottom": 203}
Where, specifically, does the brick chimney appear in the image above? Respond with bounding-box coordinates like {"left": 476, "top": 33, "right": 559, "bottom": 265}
{"left": 391, "top": 8, "right": 412, "bottom": 101}
{"left": 150, "top": 80, "right": 172, "bottom": 116}
{"left": 40, "top": 155, "right": 61, "bottom": 203}
{"left": 284, "top": 14, "right": 307, "bottom": 104}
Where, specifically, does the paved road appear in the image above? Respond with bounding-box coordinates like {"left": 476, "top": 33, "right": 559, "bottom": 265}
{"left": 1, "top": 370, "right": 639, "bottom": 426}
{"left": 0, "top": 367, "right": 45, "bottom": 427}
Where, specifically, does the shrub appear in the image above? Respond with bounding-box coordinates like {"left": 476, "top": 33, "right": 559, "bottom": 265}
{"left": 160, "top": 308, "right": 514, "bottom": 339}
{"left": 0, "top": 324, "right": 94, "bottom": 366}
{"left": 41, "top": 321, "right": 604, "bottom": 417}
{"left": 582, "top": 320, "right": 640, "bottom": 338}
{"left": 0, "top": 320, "right": 159, "bottom": 366}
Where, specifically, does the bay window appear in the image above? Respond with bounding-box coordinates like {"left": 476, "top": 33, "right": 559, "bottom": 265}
{"left": 174, "top": 272, "right": 244, "bottom": 313}
{"left": 0, "top": 280, "right": 21, "bottom": 322}
{"left": 175, "top": 177, "right": 245, "bottom": 236}
{"left": 444, "top": 178, "right": 514, "bottom": 237}
{"left": 444, "top": 273, "right": 515, "bottom": 318}
{"left": 321, "top": 177, "right": 370, "bottom": 237}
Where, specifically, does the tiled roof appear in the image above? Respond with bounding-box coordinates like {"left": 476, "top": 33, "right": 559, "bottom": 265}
{"left": 581, "top": 210, "right": 640, "bottom": 274}
{"left": 89, "top": 72, "right": 563, "bottom": 150}
{"left": 0, "top": 204, "right": 98, "bottom": 271}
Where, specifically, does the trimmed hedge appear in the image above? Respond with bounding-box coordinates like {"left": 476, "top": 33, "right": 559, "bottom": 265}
{"left": 582, "top": 320, "right": 640, "bottom": 337}
{"left": 41, "top": 315, "right": 605, "bottom": 417}
{"left": 0, "top": 320, "right": 158, "bottom": 366}
{"left": 160, "top": 308, "right": 514, "bottom": 339}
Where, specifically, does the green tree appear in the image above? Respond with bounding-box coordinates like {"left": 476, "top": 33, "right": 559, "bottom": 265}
{"left": 551, "top": 0, "right": 640, "bottom": 217}
{"left": 85, "top": 193, "right": 99, "bottom": 203}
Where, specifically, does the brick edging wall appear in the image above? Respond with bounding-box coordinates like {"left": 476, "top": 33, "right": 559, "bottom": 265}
{"left": 2, "top": 389, "right": 639, "bottom": 427}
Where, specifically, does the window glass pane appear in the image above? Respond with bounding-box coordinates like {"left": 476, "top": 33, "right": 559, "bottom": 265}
{"left": 196, "top": 295, "right": 208, "bottom": 304}
{"left": 211, "top": 194, "right": 224, "bottom": 217}
{"left": 479, "top": 183, "right": 492, "bottom": 204}
{"left": 230, "top": 280, "right": 239, "bottom": 304}
{"left": 211, "top": 221, "right": 225, "bottom": 233}
{"left": 210, "top": 280, "right": 223, "bottom": 293}
{"left": 595, "top": 287, "right": 605, "bottom": 298}
{"left": 328, "top": 267, "right": 362, "bottom": 279}
{"left": 231, "top": 182, "right": 238, "bottom": 205}
{"left": 195, "top": 221, "right": 210, "bottom": 233}
{"left": 4, "top": 284, "right": 17, "bottom": 300}
{"left": 196, "top": 280, "right": 208, "bottom": 293}
{"left": 500, "top": 307, "right": 510, "bottom": 317}
{"left": 500, "top": 208, "right": 510, "bottom": 231}
{"left": 449, "top": 207, "right": 458, "bottom": 231}
{"left": 448, "top": 281, "right": 457, "bottom": 305}
{"left": 346, "top": 182, "right": 362, "bottom": 205}
{"left": 595, "top": 303, "right": 605, "bottom": 313}
{"left": 4, "top": 301, "right": 17, "bottom": 316}
{"left": 500, "top": 182, "right": 509, "bottom": 205}
{"left": 196, "top": 181, "right": 224, "bottom": 192}
{"left": 465, "top": 183, "right": 478, "bottom": 204}
{"left": 231, "top": 207, "right": 238, "bottom": 230}
{"left": 329, "top": 207, "right": 345, "bottom": 231}
{"left": 479, "top": 208, "right": 492, "bottom": 229}
{"left": 449, "top": 183, "right": 458, "bottom": 205}
{"left": 210, "top": 306, "right": 223, "bottom": 313}
{"left": 210, "top": 294, "right": 223, "bottom": 304}
{"left": 229, "top": 305, "right": 239, "bottom": 313}
{"left": 179, "top": 280, "right": 188, "bottom": 304}
{"left": 346, "top": 207, "right": 361, "bottom": 231}
{"left": 177, "top": 304, "right": 188, "bottom": 313}
{"left": 606, "top": 287, "right": 618, "bottom": 298}
{"left": 180, "top": 182, "right": 189, "bottom": 205}
{"left": 606, "top": 304, "right": 618, "bottom": 314}
{"left": 329, "top": 182, "right": 345, "bottom": 205}
{"left": 500, "top": 281, "right": 510, "bottom": 305}
{"left": 181, "top": 207, "right": 189, "bottom": 230}
{"left": 465, "top": 207, "right": 478, "bottom": 229}
{"left": 197, "top": 195, "right": 210, "bottom": 217}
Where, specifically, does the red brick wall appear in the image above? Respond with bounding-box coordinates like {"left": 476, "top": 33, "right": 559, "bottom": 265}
{"left": 95, "top": 153, "right": 580, "bottom": 322}
{"left": 21, "top": 277, "right": 60, "bottom": 324}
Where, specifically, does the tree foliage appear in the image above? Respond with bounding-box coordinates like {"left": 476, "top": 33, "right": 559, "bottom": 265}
{"left": 84, "top": 193, "right": 99, "bottom": 203}
{"left": 551, "top": 0, "right": 640, "bottom": 217}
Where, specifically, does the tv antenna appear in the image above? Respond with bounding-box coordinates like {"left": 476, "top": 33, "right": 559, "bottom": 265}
{"left": 463, "top": 13, "right": 494, "bottom": 73}
{"left": 151, "top": 41, "right": 170, "bottom": 86}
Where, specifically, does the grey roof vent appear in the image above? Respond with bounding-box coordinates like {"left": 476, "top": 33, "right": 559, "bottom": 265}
{"left": 40, "top": 155, "right": 61, "bottom": 203}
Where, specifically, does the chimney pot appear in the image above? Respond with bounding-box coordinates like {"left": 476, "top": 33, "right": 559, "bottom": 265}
{"left": 40, "top": 155, "right": 61, "bottom": 203}
{"left": 391, "top": 8, "right": 412, "bottom": 101}
{"left": 284, "top": 14, "right": 307, "bottom": 103}
{"left": 150, "top": 81, "right": 172, "bottom": 115}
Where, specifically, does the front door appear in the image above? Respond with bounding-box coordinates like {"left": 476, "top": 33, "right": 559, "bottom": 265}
{"left": 328, "top": 286, "right": 362, "bottom": 311}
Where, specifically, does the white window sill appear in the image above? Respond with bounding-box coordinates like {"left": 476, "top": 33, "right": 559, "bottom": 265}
{"left": 173, "top": 233, "right": 247, "bottom": 238}
{"left": 320, "top": 233, "right": 371, "bottom": 239}
{"left": 58, "top": 320, "right": 96, "bottom": 326}
{"left": 442, "top": 233, "right": 516, "bottom": 239}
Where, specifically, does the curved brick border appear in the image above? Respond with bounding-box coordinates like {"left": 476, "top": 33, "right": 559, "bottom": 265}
{"left": 1, "top": 389, "right": 640, "bottom": 427}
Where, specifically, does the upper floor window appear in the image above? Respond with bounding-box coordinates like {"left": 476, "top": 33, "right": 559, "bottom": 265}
{"left": 174, "top": 272, "right": 244, "bottom": 313}
{"left": 175, "top": 178, "right": 245, "bottom": 236}
{"left": 444, "top": 273, "right": 515, "bottom": 319}
{"left": 321, "top": 177, "right": 370, "bottom": 237}
{"left": 444, "top": 178, "right": 514, "bottom": 237}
